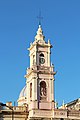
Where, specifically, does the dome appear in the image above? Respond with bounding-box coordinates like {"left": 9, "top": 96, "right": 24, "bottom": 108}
{"left": 19, "top": 85, "right": 27, "bottom": 98}
{"left": 17, "top": 85, "right": 27, "bottom": 106}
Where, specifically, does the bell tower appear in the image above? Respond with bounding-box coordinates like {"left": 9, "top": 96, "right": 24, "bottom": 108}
{"left": 25, "top": 25, "right": 56, "bottom": 112}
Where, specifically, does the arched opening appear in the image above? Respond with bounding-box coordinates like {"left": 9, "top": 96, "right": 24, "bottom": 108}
{"left": 39, "top": 53, "right": 45, "bottom": 64}
{"left": 39, "top": 53, "right": 44, "bottom": 57}
{"left": 40, "top": 81, "right": 47, "bottom": 101}
{"left": 33, "top": 55, "right": 35, "bottom": 65}
{"left": 30, "top": 83, "right": 32, "bottom": 98}
{"left": 60, "top": 118, "right": 64, "bottom": 120}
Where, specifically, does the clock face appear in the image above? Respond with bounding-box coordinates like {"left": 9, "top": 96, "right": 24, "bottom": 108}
{"left": 39, "top": 58, "right": 45, "bottom": 64}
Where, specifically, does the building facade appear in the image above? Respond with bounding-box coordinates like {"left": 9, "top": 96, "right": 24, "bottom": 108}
{"left": 0, "top": 24, "right": 80, "bottom": 120}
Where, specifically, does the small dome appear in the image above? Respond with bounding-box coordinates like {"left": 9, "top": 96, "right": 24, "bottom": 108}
{"left": 19, "top": 85, "right": 27, "bottom": 98}
{"left": 17, "top": 85, "right": 27, "bottom": 106}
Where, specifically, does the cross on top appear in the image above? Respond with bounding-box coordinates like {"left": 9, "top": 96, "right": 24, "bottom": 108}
{"left": 37, "top": 11, "right": 43, "bottom": 25}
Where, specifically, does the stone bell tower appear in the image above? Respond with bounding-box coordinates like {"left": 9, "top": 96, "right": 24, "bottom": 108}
{"left": 25, "top": 24, "right": 56, "bottom": 118}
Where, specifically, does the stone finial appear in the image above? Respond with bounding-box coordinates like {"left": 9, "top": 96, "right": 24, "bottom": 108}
{"left": 48, "top": 39, "right": 50, "bottom": 44}
{"left": 62, "top": 100, "right": 65, "bottom": 106}
{"left": 37, "top": 25, "right": 43, "bottom": 35}
{"left": 62, "top": 100, "right": 66, "bottom": 109}
{"left": 55, "top": 100, "right": 58, "bottom": 109}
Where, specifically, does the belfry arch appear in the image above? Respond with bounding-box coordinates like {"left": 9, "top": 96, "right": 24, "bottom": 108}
{"left": 40, "top": 81, "right": 47, "bottom": 101}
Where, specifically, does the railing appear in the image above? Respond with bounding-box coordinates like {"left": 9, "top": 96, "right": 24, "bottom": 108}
{"left": 54, "top": 109, "right": 67, "bottom": 118}
{"left": 13, "top": 106, "right": 28, "bottom": 111}
{"left": 27, "top": 65, "right": 54, "bottom": 74}
{"left": 68, "top": 110, "right": 80, "bottom": 117}
{"left": 54, "top": 109, "right": 80, "bottom": 118}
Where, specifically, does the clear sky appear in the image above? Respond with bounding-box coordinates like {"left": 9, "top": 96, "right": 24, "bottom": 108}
{"left": 0, "top": 0, "right": 80, "bottom": 106}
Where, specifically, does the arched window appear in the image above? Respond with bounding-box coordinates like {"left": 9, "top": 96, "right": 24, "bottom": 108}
{"left": 60, "top": 119, "right": 64, "bottom": 120}
{"left": 40, "top": 81, "right": 47, "bottom": 100}
{"left": 39, "top": 53, "right": 45, "bottom": 64}
{"left": 33, "top": 55, "right": 35, "bottom": 65}
{"left": 39, "top": 53, "right": 44, "bottom": 57}
{"left": 30, "top": 83, "right": 32, "bottom": 98}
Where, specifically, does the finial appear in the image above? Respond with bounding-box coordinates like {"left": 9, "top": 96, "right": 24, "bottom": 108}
{"left": 55, "top": 99, "right": 58, "bottom": 109}
{"left": 62, "top": 100, "right": 66, "bottom": 109}
{"left": 48, "top": 39, "right": 50, "bottom": 44}
{"left": 62, "top": 100, "right": 65, "bottom": 106}
{"left": 30, "top": 42, "right": 32, "bottom": 46}
{"left": 37, "top": 11, "right": 43, "bottom": 26}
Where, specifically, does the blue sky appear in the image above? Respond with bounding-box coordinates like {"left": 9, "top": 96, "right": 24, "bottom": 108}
{"left": 0, "top": 0, "right": 80, "bottom": 106}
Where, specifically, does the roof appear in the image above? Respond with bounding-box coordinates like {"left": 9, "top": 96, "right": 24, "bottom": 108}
{"left": 19, "top": 85, "right": 27, "bottom": 98}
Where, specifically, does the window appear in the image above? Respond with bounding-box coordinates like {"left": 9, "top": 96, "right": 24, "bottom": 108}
{"left": 30, "top": 83, "right": 32, "bottom": 98}
{"left": 39, "top": 53, "right": 44, "bottom": 57}
{"left": 33, "top": 55, "right": 35, "bottom": 65}
{"left": 40, "top": 81, "right": 47, "bottom": 100}
{"left": 39, "top": 53, "right": 45, "bottom": 64}
{"left": 60, "top": 119, "right": 64, "bottom": 120}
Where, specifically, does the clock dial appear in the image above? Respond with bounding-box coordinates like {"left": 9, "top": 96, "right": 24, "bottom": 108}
{"left": 39, "top": 58, "right": 45, "bottom": 64}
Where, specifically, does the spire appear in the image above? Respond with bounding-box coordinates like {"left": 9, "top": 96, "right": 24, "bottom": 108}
{"left": 37, "top": 10, "right": 43, "bottom": 26}
{"left": 34, "top": 25, "right": 45, "bottom": 43}
{"left": 34, "top": 11, "right": 45, "bottom": 43}
{"left": 36, "top": 25, "right": 43, "bottom": 35}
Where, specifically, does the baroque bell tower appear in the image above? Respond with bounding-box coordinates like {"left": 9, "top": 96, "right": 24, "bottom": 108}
{"left": 25, "top": 24, "right": 56, "bottom": 118}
